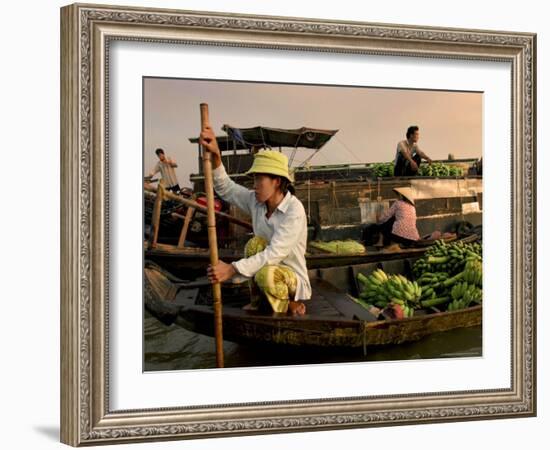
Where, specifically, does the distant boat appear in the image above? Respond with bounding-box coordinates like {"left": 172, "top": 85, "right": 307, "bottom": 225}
{"left": 145, "top": 124, "right": 482, "bottom": 248}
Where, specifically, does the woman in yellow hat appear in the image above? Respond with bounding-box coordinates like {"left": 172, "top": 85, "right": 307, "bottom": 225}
{"left": 200, "top": 126, "right": 310, "bottom": 315}
{"left": 368, "top": 187, "right": 420, "bottom": 248}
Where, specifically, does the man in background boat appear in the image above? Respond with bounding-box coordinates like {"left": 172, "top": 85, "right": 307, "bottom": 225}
{"left": 200, "top": 126, "right": 311, "bottom": 316}
{"left": 368, "top": 187, "right": 420, "bottom": 249}
{"left": 146, "top": 148, "right": 181, "bottom": 193}
{"left": 394, "top": 126, "right": 433, "bottom": 176}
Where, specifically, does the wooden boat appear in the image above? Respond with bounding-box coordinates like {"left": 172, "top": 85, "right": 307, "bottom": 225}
{"left": 144, "top": 257, "right": 482, "bottom": 350}
{"left": 145, "top": 125, "right": 340, "bottom": 246}
{"left": 144, "top": 232, "right": 479, "bottom": 279}
{"left": 146, "top": 125, "right": 482, "bottom": 253}
{"left": 143, "top": 186, "right": 249, "bottom": 248}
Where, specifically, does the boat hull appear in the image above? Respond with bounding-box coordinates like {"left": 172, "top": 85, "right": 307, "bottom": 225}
{"left": 145, "top": 234, "right": 478, "bottom": 279}
{"left": 174, "top": 304, "right": 481, "bottom": 348}
{"left": 144, "top": 259, "right": 482, "bottom": 350}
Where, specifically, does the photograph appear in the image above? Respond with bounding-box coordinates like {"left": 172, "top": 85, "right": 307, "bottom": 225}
{"left": 142, "top": 78, "right": 484, "bottom": 371}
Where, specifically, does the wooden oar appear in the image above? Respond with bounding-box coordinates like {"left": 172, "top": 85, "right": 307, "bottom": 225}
{"left": 200, "top": 103, "right": 224, "bottom": 368}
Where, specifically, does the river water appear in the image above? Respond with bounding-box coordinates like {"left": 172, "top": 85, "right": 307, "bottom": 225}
{"left": 144, "top": 310, "right": 482, "bottom": 371}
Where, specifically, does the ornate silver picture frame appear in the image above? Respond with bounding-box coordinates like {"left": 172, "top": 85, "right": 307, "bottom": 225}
{"left": 60, "top": 3, "right": 536, "bottom": 446}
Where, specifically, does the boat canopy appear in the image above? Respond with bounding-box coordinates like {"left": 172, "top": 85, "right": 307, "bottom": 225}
{"left": 189, "top": 125, "right": 339, "bottom": 152}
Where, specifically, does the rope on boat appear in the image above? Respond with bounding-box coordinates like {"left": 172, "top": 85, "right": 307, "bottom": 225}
{"left": 306, "top": 162, "right": 311, "bottom": 223}
{"left": 367, "top": 178, "right": 372, "bottom": 202}
{"left": 334, "top": 135, "right": 362, "bottom": 164}
{"left": 301, "top": 150, "right": 346, "bottom": 180}
{"left": 259, "top": 127, "right": 267, "bottom": 149}
{"left": 456, "top": 176, "right": 465, "bottom": 223}
{"left": 288, "top": 131, "right": 302, "bottom": 167}
{"left": 331, "top": 181, "right": 339, "bottom": 209}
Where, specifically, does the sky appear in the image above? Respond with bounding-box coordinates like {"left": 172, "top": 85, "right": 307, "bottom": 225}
{"left": 144, "top": 77, "right": 482, "bottom": 188}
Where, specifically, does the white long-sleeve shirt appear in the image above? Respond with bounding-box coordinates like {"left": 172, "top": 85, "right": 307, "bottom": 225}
{"left": 213, "top": 164, "right": 311, "bottom": 301}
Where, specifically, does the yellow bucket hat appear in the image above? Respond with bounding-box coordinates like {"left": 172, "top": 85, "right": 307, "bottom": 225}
{"left": 245, "top": 150, "right": 294, "bottom": 182}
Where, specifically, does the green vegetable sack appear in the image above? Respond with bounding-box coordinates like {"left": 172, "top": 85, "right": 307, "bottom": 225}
{"left": 309, "top": 240, "right": 366, "bottom": 255}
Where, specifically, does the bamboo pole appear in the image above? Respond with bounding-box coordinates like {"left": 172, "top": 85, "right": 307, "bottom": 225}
{"left": 200, "top": 103, "right": 224, "bottom": 368}
{"left": 148, "top": 180, "right": 164, "bottom": 250}
{"left": 177, "top": 206, "right": 195, "bottom": 248}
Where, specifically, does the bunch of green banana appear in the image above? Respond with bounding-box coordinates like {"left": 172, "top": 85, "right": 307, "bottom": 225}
{"left": 413, "top": 240, "right": 482, "bottom": 278}
{"left": 413, "top": 271, "right": 450, "bottom": 308}
{"left": 447, "top": 281, "right": 482, "bottom": 311}
{"left": 386, "top": 274, "right": 422, "bottom": 307}
{"left": 411, "top": 240, "right": 483, "bottom": 311}
{"left": 440, "top": 258, "right": 483, "bottom": 288}
{"left": 417, "top": 271, "right": 448, "bottom": 296}
{"left": 448, "top": 166, "right": 464, "bottom": 177}
{"left": 418, "top": 162, "right": 460, "bottom": 177}
{"left": 462, "top": 259, "right": 483, "bottom": 287}
{"left": 416, "top": 271, "right": 449, "bottom": 286}
{"left": 370, "top": 162, "right": 395, "bottom": 178}
{"left": 357, "top": 269, "right": 390, "bottom": 308}
{"left": 357, "top": 270, "right": 421, "bottom": 317}
{"left": 412, "top": 240, "right": 445, "bottom": 276}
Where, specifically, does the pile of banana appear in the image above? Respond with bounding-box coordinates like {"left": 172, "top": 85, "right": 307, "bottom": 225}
{"left": 370, "top": 162, "right": 395, "bottom": 178}
{"left": 418, "top": 162, "right": 463, "bottom": 177}
{"left": 448, "top": 281, "right": 483, "bottom": 311}
{"left": 413, "top": 240, "right": 482, "bottom": 278}
{"left": 357, "top": 269, "right": 421, "bottom": 318}
{"left": 462, "top": 259, "right": 483, "bottom": 286}
{"left": 353, "top": 240, "right": 483, "bottom": 318}
{"left": 415, "top": 271, "right": 450, "bottom": 307}
{"left": 413, "top": 241, "right": 483, "bottom": 311}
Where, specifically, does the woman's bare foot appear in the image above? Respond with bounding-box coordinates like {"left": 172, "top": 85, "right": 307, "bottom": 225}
{"left": 288, "top": 301, "right": 306, "bottom": 316}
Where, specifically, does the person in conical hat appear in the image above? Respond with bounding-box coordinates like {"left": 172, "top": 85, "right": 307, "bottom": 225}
{"left": 393, "top": 187, "right": 415, "bottom": 206}
{"left": 368, "top": 186, "right": 420, "bottom": 249}
{"left": 200, "top": 126, "right": 310, "bottom": 316}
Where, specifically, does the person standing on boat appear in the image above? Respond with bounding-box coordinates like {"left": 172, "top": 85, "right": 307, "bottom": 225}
{"left": 147, "top": 148, "right": 181, "bottom": 193}
{"left": 200, "top": 126, "right": 311, "bottom": 316}
{"left": 394, "top": 126, "right": 433, "bottom": 176}
{"left": 371, "top": 187, "right": 420, "bottom": 248}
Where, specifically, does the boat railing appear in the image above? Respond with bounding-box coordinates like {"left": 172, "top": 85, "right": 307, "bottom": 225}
{"left": 144, "top": 181, "right": 252, "bottom": 250}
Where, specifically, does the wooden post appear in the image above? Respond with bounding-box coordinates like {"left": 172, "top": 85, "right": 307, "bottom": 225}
{"left": 148, "top": 180, "right": 164, "bottom": 250}
{"left": 177, "top": 206, "right": 195, "bottom": 248}
{"left": 375, "top": 179, "right": 383, "bottom": 222}
{"left": 200, "top": 103, "right": 224, "bottom": 368}
{"left": 144, "top": 185, "right": 253, "bottom": 231}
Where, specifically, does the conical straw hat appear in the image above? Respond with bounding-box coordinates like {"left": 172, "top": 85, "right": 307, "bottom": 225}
{"left": 393, "top": 187, "right": 415, "bottom": 205}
